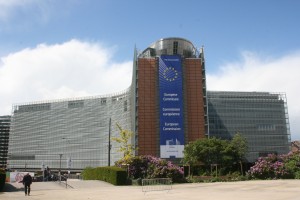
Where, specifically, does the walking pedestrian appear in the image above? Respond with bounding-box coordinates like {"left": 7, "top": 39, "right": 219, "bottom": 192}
{"left": 22, "top": 173, "right": 32, "bottom": 196}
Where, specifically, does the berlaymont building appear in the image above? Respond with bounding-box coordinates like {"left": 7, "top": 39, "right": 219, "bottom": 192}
{"left": 6, "top": 37, "right": 291, "bottom": 171}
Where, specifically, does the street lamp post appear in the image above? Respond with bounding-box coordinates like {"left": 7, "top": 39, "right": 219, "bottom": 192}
{"left": 42, "top": 162, "right": 45, "bottom": 182}
{"left": 62, "top": 137, "right": 71, "bottom": 175}
{"left": 59, "top": 154, "right": 63, "bottom": 182}
{"left": 108, "top": 118, "right": 111, "bottom": 166}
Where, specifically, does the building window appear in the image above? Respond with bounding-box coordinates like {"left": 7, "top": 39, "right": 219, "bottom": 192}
{"left": 68, "top": 100, "right": 84, "bottom": 109}
{"left": 101, "top": 98, "right": 107, "bottom": 105}
{"left": 173, "top": 41, "right": 178, "bottom": 55}
{"left": 124, "top": 100, "right": 128, "bottom": 112}
{"left": 18, "top": 103, "right": 51, "bottom": 112}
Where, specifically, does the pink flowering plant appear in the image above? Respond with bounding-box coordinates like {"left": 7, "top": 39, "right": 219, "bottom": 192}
{"left": 248, "top": 152, "right": 300, "bottom": 179}
{"left": 115, "top": 155, "right": 185, "bottom": 183}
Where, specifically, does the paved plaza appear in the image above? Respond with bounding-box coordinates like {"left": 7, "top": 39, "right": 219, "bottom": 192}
{"left": 2, "top": 179, "right": 300, "bottom": 200}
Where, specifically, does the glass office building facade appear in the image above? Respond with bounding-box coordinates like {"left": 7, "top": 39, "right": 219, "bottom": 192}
{"left": 0, "top": 115, "right": 10, "bottom": 168}
{"left": 7, "top": 37, "right": 291, "bottom": 171}
{"left": 8, "top": 90, "right": 131, "bottom": 170}
{"left": 207, "top": 91, "right": 291, "bottom": 162}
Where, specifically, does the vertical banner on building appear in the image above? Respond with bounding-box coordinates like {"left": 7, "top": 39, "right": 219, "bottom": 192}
{"left": 159, "top": 55, "right": 184, "bottom": 158}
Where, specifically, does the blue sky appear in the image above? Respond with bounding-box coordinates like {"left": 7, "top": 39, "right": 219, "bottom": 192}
{"left": 1, "top": 0, "right": 300, "bottom": 67}
{"left": 0, "top": 0, "right": 299, "bottom": 139}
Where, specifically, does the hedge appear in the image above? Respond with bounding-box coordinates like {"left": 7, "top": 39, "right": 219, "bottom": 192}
{"left": 82, "top": 166, "right": 127, "bottom": 185}
{"left": 0, "top": 169, "right": 6, "bottom": 191}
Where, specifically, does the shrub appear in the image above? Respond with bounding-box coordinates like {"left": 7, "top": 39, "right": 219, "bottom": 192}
{"left": 82, "top": 166, "right": 127, "bottom": 185}
{"left": 294, "top": 171, "right": 300, "bottom": 179}
{"left": 280, "top": 151, "right": 300, "bottom": 178}
{"left": 248, "top": 152, "right": 299, "bottom": 179}
{"left": 116, "top": 155, "right": 185, "bottom": 183}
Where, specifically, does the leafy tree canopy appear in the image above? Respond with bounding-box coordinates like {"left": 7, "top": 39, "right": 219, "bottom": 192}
{"left": 183, "top": 134, "right": 248, "bottom": 169}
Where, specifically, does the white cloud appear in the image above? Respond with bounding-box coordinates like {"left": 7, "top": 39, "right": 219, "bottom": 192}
{"left": 0, "top": 0, "right": 60, "bottom": 24}
{"left": 0, "top": 39, "right": 132, "bottom": 114}
{"left": 1, "top": 42, "right": 299, "bottom": 140}
{"left": 0, "top": 0, "right": 35, "bottom": 21}
{"left": 207, "top": 51, "right": 300, "bottom": 140}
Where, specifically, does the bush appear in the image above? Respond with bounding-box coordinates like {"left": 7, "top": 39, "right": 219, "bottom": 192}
{"left": 281, "top": 151, "right": 300, "bottom": 178}
{"left": 82, "top": 166, "right": 127, "bottom": 185}
{"left": 294, "top": 171, "right": 300, "bottom": 179}
{"left": 248, "top": 152, "right": 300, "bottom": 180}
{"left": 186, "top": 173, "right": 248, "bottom": 183}
{"left": 116, "top": 155, "right": 185, "bottom": 183}
{"left": 0, "top": 169, "right": 6, "bottom": 191}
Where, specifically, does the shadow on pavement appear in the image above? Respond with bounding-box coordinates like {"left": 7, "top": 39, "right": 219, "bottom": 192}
{"left": 3, "top": 183, "right": 24, "bottom": 192}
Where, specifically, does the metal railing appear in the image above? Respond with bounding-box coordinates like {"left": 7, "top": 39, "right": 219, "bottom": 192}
{"left": 142, "top": 178, "right": 172, "bottom": 193}
{"left": 49, "top": 173, "right": 73, "bottom": 189}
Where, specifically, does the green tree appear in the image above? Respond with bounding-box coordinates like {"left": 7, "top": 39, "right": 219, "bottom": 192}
{"left": 112, "top": 124, "right": 136, "bottom": 163}
{"left": 183, "top": 137, "right": 227, "bottom": 170}
{"left": 228, "top": 133, "right": 248, "bottom": 175}
{"left": 183, "top": 135, "right": 248, "bottom": 175}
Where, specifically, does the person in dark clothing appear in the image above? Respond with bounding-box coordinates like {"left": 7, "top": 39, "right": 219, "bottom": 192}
{"left": 44, "top": 168, "right": 48, "bottom": 181}
{"left": 22, "top": 173, "right": 32, "bottom": 196}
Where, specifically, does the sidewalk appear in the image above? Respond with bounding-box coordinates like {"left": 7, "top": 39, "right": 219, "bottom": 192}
{"left": 2, "top": 179, "right": 300, "bottom": 200}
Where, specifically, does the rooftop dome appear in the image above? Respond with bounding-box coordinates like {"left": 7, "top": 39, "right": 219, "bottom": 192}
{"left": 139, "top": 37, "right": 199, "bottom": 58}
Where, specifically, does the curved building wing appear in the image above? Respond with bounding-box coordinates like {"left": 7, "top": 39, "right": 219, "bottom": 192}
{"left": 8, "top": 89, "right": 131, "bottom": 170}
